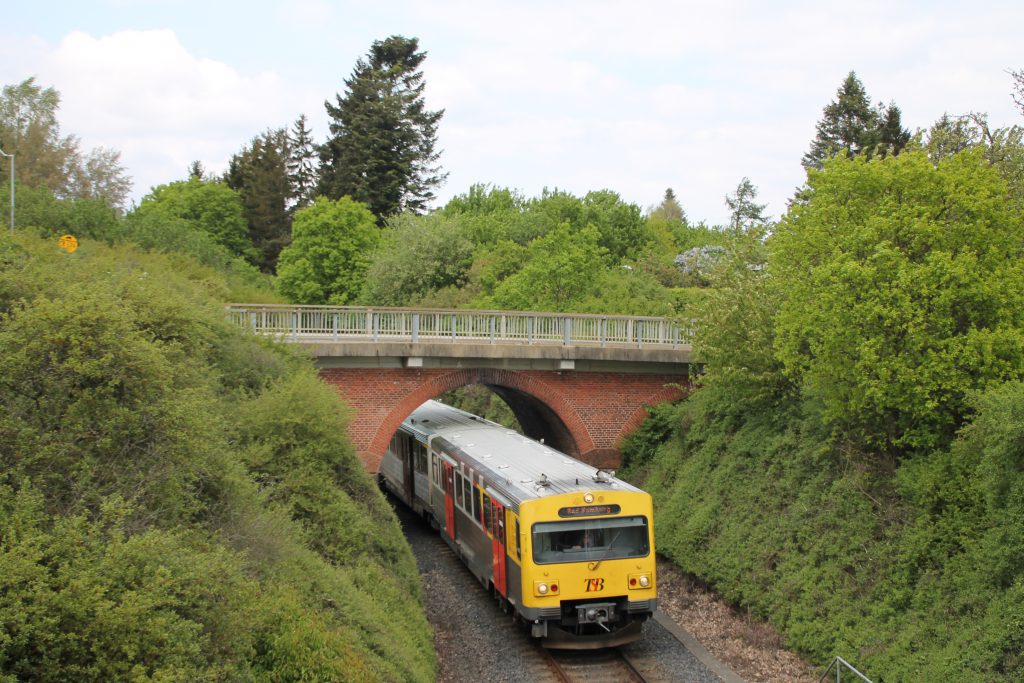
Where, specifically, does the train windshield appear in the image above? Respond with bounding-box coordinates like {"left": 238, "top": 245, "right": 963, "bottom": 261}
{"left": 531, "top": 516, "right": 649, "bottom": 564}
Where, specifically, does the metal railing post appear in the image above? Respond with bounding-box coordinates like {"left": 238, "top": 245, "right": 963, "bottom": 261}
{"left": 528, "top": 316, "right": 534, "bottom": 345}
{"left": 373, "top": 311, "right": 379, "bottom": 341}
{"left": 412, "top": 313, "right": 419, "bottom": 343}
{"left": 563, "top": 317, "right": 571, "bottom": 345}
{"left": 489, "top": 315, "right": 495, "bottom": 343}
{"left": 332, "top": 312, "right": 338, "bottom": 341}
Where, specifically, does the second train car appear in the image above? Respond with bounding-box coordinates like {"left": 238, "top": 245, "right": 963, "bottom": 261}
{"left": 380, "top": 400, "right": 656, "bottom": 648}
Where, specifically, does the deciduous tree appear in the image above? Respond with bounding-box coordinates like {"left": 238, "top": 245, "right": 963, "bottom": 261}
{"left": 0, "top": 78, "right": 131, "bottom": 209}
{"left": 130, "top": 178, "right": 258, "bottom": 264}
{"left": 772, "top": 150, "right": 1024, "bottom": 455}
{"left": 275, "top": 196, "right": 381, "bottom": 304}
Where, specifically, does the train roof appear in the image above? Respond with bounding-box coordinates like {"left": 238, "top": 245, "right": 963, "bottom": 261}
{"left": 402, "top": 400, "right": 644, "bottom": 508}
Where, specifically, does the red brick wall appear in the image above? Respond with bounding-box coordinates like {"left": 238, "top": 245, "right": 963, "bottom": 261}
{"left": 319, "top": 367, "right": 687, "bottom": 471}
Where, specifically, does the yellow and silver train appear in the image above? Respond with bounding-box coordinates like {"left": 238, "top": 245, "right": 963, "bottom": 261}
{"left": 380, "top": 400, "right": 656, "bottom": 648}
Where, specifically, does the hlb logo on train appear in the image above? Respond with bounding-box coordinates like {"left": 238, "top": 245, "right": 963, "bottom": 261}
{"left": 585, "top": 578, "right": 605, "bottom": 592}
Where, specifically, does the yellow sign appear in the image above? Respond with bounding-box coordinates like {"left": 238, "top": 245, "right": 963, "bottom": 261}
{"left": 58, "top": 234, "right": 78, "bottom": 253}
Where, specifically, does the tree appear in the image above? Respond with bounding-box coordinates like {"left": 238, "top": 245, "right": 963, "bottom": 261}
{"left": 0, "top": 78, "right": 131, "bottom": 209}
{"left": 130, "top": 178, "right": 259, "bottom": 264}
{"left": 649, "top": 188, "right": 687, "bottom": 224}
{"left": 319, "top": 35, "right": 446, "bottom": 221}
{"left": 490, "top": 223, "right": 608, "bottom": 311}
{"left": 1011, "top": 67, "right": 1024, "bottom": 116}
{"left": 771, "top": 150, "right": 1024, "bottom": 456}
{"left": 275, "top": 196, "right": 381, "bottom": 304}
{"left": 359, "top": 212, "right": 474, "bottom": 306}
{"left": 724, "top": 177, "right": 769, "bottom": 233}
{"left": 802, "top": 71, "right": 910, "bottom": 170}
{"left": 65, "top": 146, "right": 132, "bottom": 209}
{"left": 287, "top": 114, "right": 318, "bottom": 210}
{"left": 225, "top": 128, "right": 291, "bottom": 272}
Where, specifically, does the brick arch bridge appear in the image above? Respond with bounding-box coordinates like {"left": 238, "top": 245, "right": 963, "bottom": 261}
{"left": 319, "top": 366, "right": 688, "bottom": 471}
{"left": 227, "top": 305, "right": 695, "bottom": 471}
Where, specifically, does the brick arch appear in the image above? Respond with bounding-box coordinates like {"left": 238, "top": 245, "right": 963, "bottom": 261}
{"left": 318, "top": 366, "right": 689, "bottom": 472}
{"left": 614, "top": 382, "right": 692, "bottom": 451}
{"left": 365, "top": 368, "right": 593, "bottom": 469}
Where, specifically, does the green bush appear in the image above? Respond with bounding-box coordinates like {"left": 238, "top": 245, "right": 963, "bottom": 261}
{"left": 0, "top": 234, "right": 436, "bottom": 682}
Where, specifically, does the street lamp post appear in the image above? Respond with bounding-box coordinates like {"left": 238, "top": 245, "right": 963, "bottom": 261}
{"left": 0, "top": 149, "right": 12, "bottom": 233}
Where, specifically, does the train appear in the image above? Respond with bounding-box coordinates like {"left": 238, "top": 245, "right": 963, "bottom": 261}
{"left": 380, "top": 399, "right": 657, "bottom": 649}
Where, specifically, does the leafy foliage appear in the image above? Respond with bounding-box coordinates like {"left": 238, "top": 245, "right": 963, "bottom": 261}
{"left": 275, "top": 196, "right": 381, "bottom": 304}
{"left": 359, "top": 211, "right": 474, "bottom": 306}
{"left": 0, "top": 235, "right": 435, "bottom": 682}
{"left": 130, "top": 177, "right": 259, "bottom": 265}
{"left": 627, "top": 143, "right": 1024, "bottom": 682}
{"left": 0, "top": 78, "right": 131, "bottom": 209}
{"left": 772, "top": 150, "right": 1024, "bottom": 455}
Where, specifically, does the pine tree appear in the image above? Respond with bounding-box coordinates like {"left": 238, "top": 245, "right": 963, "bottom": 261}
{"left": 287, "top": 114, "right": 318, "bottom": 211}
{"left": 225, "top": 129, "right": 291, "bottom": 272}
{"left": 875, "top": 102, "right": 912, "bottom": 158}
{"left": 319, "top": 35, "right": 446, "bottom": 222}
{"left": 802, "top": 72, "right": 911, "bottom": 171}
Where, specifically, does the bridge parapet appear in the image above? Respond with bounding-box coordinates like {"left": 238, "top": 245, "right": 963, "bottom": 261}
{"left": 227, "top": 304, "right": 691, "bottom": 350}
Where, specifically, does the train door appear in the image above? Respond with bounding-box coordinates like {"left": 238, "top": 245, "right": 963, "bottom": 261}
{"left": 442, "top": 461, "right": 455, "bottom": 538}
{"left": 491, "top": 497, "right": 507, "bottom": 598}
{"left": 402, "top": 436, "right": 414, "bottom": 505}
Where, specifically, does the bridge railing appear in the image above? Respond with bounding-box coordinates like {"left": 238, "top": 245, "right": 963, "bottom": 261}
{"left": 226, "top": 304, "right": 691, "bottom": 349}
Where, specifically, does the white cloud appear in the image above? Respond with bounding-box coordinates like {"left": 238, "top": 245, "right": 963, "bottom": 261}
{"left": 4, "top": 1, "right": 1021, "bottom": 224}
{"left": 27, "top": 29, "right": 311, "bottom": 200}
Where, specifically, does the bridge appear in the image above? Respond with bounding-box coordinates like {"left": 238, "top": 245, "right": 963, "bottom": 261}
{"left": 228, "top": 304, "right": 695, "bottom": 470}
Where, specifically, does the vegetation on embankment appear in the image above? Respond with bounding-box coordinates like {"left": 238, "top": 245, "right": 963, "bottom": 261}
{"left": 620, "top": 149, "right": 1024, "bottom": 682}
{"left": 0, "top": 235, "right": 436, "bottom": 682}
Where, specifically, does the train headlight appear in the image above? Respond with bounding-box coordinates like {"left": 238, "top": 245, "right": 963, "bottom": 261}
{"left": 534, "top": 580, "right": 559, "bottom": 597}
{"left": 628, "top": 573, "right": 652, "bottom": 590}
{"left": 538, "top": 583, "right": 548, "bottom": 594}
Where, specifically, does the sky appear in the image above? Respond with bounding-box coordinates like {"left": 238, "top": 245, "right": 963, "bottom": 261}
{"left": 3, "top": 1, "right": 1022, "bottom": 226}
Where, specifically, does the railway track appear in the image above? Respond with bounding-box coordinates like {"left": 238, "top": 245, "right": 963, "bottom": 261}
{"left": 542, "top": 647, "right": 648, "bottom": 682}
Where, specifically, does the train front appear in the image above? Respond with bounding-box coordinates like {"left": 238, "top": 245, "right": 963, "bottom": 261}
{"left": 517, "top": 488, "right": 656, "bottom": 649}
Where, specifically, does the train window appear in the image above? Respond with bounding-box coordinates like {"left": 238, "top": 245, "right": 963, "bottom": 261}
{"left": 462, "top": 477, "right": 472, "bottom": 513}
{"left": 496, "top": 508, "right": 504, "bottom": 541}
{"left": 455, "top": 472, "right": 464, "bottom": 507}
{"left": 472, "top": 484, "right": 481, "bottom": 524}
{"left": 515, "top": 519, "right": 521, "bottom": 560}
{"left": 531, "top": 516, "right": 650, "bottom": 565}
{"left": 431, "top": 455, "right": 438, "bottom": 485}
{"left": 415, "top": 442, "right": 428, "bottom": 474}
{"left": 482, "top": 492, "right": 492, "bottom": 533}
